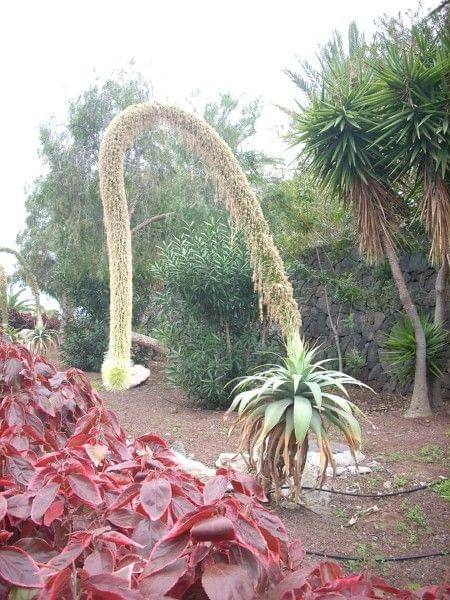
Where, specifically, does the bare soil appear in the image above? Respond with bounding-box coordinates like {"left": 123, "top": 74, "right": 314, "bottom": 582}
{"left": 91, "top": 361, "right": 450, "bottom": 588}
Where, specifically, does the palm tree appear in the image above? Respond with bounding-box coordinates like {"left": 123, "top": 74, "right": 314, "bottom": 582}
{"left": 287, "top": 24, "right": 432, "bottom": 417}
{"left": 369, "top": 23, "right": 449, "bottom": 405}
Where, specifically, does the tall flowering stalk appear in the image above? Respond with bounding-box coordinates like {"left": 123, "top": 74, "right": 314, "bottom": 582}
{"left": 99, "top": 103, "right": 301, "bottom": 390}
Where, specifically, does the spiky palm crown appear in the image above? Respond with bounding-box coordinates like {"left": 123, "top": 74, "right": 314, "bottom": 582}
{"left": 0, "top": 248, "right": 43, "bottom": 329}
{"left": 99, "top": 103, "right": 301, "bottom": 390}
{"left": 369, "top": 26, "right": 449, "bottom": 266}
{"left": 289, "top": 42, "right": 400, "bottom": 264}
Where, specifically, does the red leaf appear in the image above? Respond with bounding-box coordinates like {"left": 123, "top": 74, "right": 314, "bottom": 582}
{"left": 84, "top": 549, "right": 115, "bottom": 576}
{"left": 6, "top": 400, "right": 25, "bottom": 428}
{"left": 203, "top": 475, "right": 229, "bottom": 504}
{"left": 267, "top": 571, "right": 307, "bottom": 600}
{"left": 202, "top": 563, "right": 254, "bottom": 600}
{"left": 191, "top": 516, "right": 236, "bottom": 543}
{"left": 40, "top": 542, "right": 85, "bottom": 577}
{"left": 234, "top": 513, "right": 267, "bottom": 555}
{"left": 288, "top": 539, "right": 306, "bottom": 570}
{"left": 140, "top": 556, "right": 188, "bottom": 598}
{"left": 0, "top": 496, "right": 6, "bottom": 521}
{"left": 0, "top": 546, "right": 43, "bottom": 588}
{"left": 44, "top": 500, "right": 65, "bottom": 526}
{"left": 145, "top": 532, "right": 190, "bottom": 575}
{"left": 2, "top": 357, "right": 23, "bottom": 385}
{"left": 31, "top": 481, "right": 60, "bottom": 523}
{"left": 67, "top": 473, "right": 102, "bottom": 506}
{"left": 83, "top": 574, "right": 142, "bottom": 600}
{"left": 7, "top": 494, "right": 32, "bottom": 519}
{"left": 107, "top": 509, "right": 144, "bottom": 530}
{"left": 15, "top": 538, "right": 58, "bottom": 564}
{"left": 100, "top": 530, "right": 144, "bottom": 548}
{"left": 140, "top": 478, "right": 172, "bottom": 521}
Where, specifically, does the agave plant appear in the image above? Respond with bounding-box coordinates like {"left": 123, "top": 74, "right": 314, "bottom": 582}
{"left": 227, "top": 337, "right": 367, "bottom": 501}
{"left": 382, "top": 313, "right": 448, "bottom": 382}
{"left": 24, "top": 326, "right": 59, "bottom": 355}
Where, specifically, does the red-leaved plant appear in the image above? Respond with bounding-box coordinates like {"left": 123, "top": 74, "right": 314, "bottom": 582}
{"left": 0, "top": 341, "right": 448, "bottom": 599}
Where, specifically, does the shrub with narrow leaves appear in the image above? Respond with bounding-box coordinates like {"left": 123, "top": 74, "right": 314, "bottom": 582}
{"left": 0, "top": 342, "right": 447, "bottom": 599}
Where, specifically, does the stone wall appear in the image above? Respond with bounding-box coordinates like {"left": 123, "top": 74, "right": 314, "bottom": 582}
{"left": 292, "top": 246, "right": 449, "bottom": 398}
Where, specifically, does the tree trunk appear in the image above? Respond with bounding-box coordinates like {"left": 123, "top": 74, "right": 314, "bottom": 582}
{"left": 431, "top": 256, "right": 449, "bottom": 407}
{"left": 131, "top": 331, "right": 168, "bottom": 356}
{"left": 382, "top": 238, "right": 431, "bottom": 418}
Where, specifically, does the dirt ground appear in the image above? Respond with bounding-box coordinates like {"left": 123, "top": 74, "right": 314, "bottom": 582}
{"left": 90, "top": 361, "right": 449, "bottom": 589}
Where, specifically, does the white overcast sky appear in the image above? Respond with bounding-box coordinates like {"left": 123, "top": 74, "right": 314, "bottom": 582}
{"left": 1, "top": 0, "right": 429, "bottom": 272}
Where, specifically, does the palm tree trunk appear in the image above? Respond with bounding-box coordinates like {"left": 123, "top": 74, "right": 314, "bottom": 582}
{"left": 431, "top": 256, "right": 449, "bottom": 407}
{"left": 382, "top": 238, "right": 431, "bottom": 418}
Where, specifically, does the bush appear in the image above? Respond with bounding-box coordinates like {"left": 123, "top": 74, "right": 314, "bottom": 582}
{"left": 152, "top": 220, "right": 279, "bottom": 408}
{"left": 0, "top": 341, "right": 446, "bottom": 599}
{"left": 382, "top": 312, "right": 448, "bottom": 382}
{"left": 60, "top": 315, "right": 108, "bottom": 371}
{"left": 8, "top": 308, "right": 60, "bottom": 331}
{"left": 157, "top": 317, "right": 278, "bottom": 409}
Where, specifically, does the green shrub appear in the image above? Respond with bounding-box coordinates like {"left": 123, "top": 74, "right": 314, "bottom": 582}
{"left": 152, "top": 219, "right": 279, "bottom": 408}
{"left": 345, "top": 347, "right": 365, "bottom": 373}
{"left": 61, "top": 315, "right": 152, "bottom": 372}
{"left": 382, "top": 312, "right": 448, "bottom": 382}
{"left": 60, "top": 315, "right": 108, "bottom": 371}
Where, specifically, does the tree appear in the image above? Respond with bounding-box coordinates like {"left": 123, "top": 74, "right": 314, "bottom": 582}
{"left": 369, "top": 15, "right": 449, "bottom": 406}
{"left": 98, "top": 102, "right": 300, "bottom": 390}
{"left": 287, "top": 23, "right": 433, "bottom": 417}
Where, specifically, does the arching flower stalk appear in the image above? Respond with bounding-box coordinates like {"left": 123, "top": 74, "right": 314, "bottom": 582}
{"left": 0, "top": 248, "right": 43, "bottom": 329}
{"left": 99, "top": 103, "right": 301, "bottom": 390}
{"left": 0, "top": 263, "right": 8, "bottom": 329}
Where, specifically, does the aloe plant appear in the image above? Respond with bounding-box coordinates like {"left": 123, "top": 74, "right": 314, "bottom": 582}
{"left": 227, "top": 337, "right": 367, "bottom": 500}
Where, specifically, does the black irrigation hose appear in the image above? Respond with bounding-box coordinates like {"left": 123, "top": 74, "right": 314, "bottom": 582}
{"left": 299, "top": 481, "right": 439, "bottom": 498}
{"left": 273, "top": 480, "right": 442, "bottom": 498}
{"left": 305, "top": 550, "right": 448, "bottom": 562}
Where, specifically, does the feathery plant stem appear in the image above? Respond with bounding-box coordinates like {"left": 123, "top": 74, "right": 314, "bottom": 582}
{"left": 99, "top": 103, "right": 301, "bottom": 390}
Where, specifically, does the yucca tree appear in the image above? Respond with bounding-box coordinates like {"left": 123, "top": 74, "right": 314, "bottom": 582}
{"left": 288, "top": 24, "right": 432, "bottom": 417}
{"left": 370, "top": 25, "right": 449, "bottom": 268}
{"left": 369, "top": 23, "right": 449, "bottom": 406}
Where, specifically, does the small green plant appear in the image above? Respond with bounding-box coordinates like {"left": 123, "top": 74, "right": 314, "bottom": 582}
{"left": 402, "top": 500, "right": 429, "bottom": 530}
{"left": 433, "top": 479, "right": 450, "bottom": 502}
{"left": 382, "top": 312, "right": 448, "bottom": 382}
{"left": 392, "top": 475, "right": 411, "bottom": 489}
{"left": 344, "top": 348, "right": 365, "bottom": 372}
{"left": 333, "top": 272, "right": 363, "bottom": 306}
{"left": 415, "top": 444, "right": 446, "bottom": 464}
{"left": 7, "top": 286, "right": 35, "bottom": 312}
{"left": 341, "top": 312, "right": 356, "bottom": 333}
{"left": 385, "top": 451, "right": 404, "bottom": 463}
{"left": 24, "top": 327, "right": 59, "bottom": 355}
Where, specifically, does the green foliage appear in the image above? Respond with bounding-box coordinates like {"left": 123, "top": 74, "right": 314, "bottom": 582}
{"left": 7, "top": 287, "right": 34, "bottom": 312}
{"left": 60, "top": 316, "right": 108, "bottom": 371}
{"left": 333, "top": 272, "right": 363, "bottom": 306}
{"left": 345, "top": 348, "right": 365, "bottom": 373}
{"left": 152, "top": 220, "right": 257, "bottom": 328}
{"left": 23, "top": 327, "right": 59, "bottom": 355}
{"left": 152, "top": 219, "right": 275, "bottom": 408}
{"left": 228, "top": 337, "right": 366, "bottom": 498}
{"left": 382, "top": 312, "right": 448, "bottom": 381}
{"left": 433, "top": 479, "right": 450, "bottom": 502}
{"left": 18, "top": 72, "right": 273, "bottom": 325}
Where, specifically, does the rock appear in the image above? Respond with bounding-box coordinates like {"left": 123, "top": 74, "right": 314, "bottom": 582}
{"left": 170, "top": 440, "right": 187, "bottom": 456}
{"left": 172, "top": 452, "right": 215, "bottom": 481}
{"left": 216, "top": 452, "right": 250, "bottom": 472}
{"left": 129, "top": 364, "right": 150, "bottom": 387}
